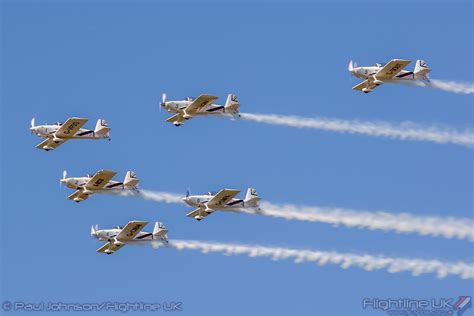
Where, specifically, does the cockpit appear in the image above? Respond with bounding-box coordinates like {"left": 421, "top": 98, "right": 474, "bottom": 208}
{"left": 115, "top": 226, "right": 124, "bottom": 229}
{"left": 208, "top": 191, "right": 218, "bottom": 195}
{"left": 56, "top": 122, "right": 63, "bottom": 126}
{"left": 185, "top": 97, "right": 194, "bottom": 101}
{"left": 373, "top": 63, "right": 382, "bottom": 67}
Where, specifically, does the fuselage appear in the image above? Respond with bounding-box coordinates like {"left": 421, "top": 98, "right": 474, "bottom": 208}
{"left": 351, "top": 66, "right": 416, "bottom": 81}
{"left": 31, "top": 124, "right": 102, "bottom": 139}
{"left": 60, "top": 177, "right": 129, "bottom": 191}
{"left": 94, "top": 228, "right": 157, "bottom": 242}
{"left": 163, "top": 100, "right": 229, "bottom": 116}
{"left": 184, "top": 193, "right": 247, "bottom": 210}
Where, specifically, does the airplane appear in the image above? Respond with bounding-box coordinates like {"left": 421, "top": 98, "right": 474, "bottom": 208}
{"left": 30, "top": 117, "right": 111, "bottom": 151}
{"left": 183, "top": 188, "right": 261, "bottom": 221}
{"left": 60, "top": 169, "right": 139, "bottom": 203}
{"left": 160, "top": 93, "right": 240, "bottom": 126}
{"left": 91, "top": 221, "right": 168, "bottom": 254}
{"left": 348, "top": 59, "right": 431, "bottom": 93}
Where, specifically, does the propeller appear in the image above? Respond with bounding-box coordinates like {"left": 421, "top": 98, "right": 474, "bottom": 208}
{"left": 60, "top": 170, "right": 68, "bottom": 188}
{"left": 186, "top": 188, "right": 190, "bottom": 198}
{"left": 348, "top": 60, "right": 357, "bottom": 73}
{"left": 160, "top": 93, "right": 167, "bottom": 111}
{"left": 30, "top": 117, "right": 36, "bottom": 134}
{"left": 91, "top": 224, "right": 98, "bottom": 237}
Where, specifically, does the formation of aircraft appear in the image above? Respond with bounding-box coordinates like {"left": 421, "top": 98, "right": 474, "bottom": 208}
{"left": 30, "top": 117, "right": 110, "bottom": 151}
{"left": 160, "top": 93, "right": 240, "bottom": 126}
{"left": 183, "top": 188, "right": 261, "bottom": 221}
{"left": 91, "top": 221, "right": 168, "bottom": 254}
{"left": 349, "top": 59, "right": 431, "bottom": 93}
{"left": 33, "top": 59, "right": 433, "bottom": 253}
{"left": 60, "top": 169, "right": 139, "bottom": 203}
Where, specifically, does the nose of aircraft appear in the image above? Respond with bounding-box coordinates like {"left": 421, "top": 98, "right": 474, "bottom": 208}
{"left": 160, "top": 93, "right": 167, "bottom": 108}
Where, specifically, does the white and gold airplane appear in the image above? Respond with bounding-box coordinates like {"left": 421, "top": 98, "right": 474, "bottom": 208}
{"left": 60, "top": 169, "right": 139, "bottom": 203}
{"left": 349, "top": 59, "right": 431, "bottom": 93}
{"left": 30, "top": 117, "right": 111, "bottom": 151}
{"left": 91, "top": 221, "right": 168, "bottom": 255}
{"left": 183, "top": 188, "right": 260, "bottom": 221}
{"left": 160, "top": 93, "right": 240, "bottom": 126}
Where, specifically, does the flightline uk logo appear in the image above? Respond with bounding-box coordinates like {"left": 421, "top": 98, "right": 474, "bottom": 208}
{"left": 363, "top": 296, "right": 471, "bottom": 316}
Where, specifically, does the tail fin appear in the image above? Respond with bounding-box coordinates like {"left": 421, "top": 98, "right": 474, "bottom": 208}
{"left": 94, "top": 119, "right": 111, "bottom": 138}
{"left": 153, "top": 222, "right": 168, "bottom": 241}
{"left": 124, "top": 171, "right": 139, "bottom": 189}
{"left": 244, "top": 188, "right": 260, "bottom": 207}
{"left": 414, "top": 60, "right": 431, "bottom": 80}
{"left": 224, "top": 94, "right": 240, "bottom": 114}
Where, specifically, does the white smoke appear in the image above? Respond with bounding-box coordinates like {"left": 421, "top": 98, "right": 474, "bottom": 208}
{"left": 115, "top": 190, "right": 474, "bottom": 242}
{"left": 240, "top": 113, "right": 474, "bottom": 147}
{"left": 254, "top": 202, "right": 474, "bottom": 242}
{"left": 137, "top": 190, "right": 185, "bottom": 204}
{"left": 153, "top": 240, "right": 474, "bottom": 280}
{"left": 100, "top": 189, "right": 185, "bottom": 204}
{"left": 397, "top": 79, "right": 474, "bottom": 94}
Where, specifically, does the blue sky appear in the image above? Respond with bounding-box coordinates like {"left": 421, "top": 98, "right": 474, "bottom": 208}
{"left": 1, "top": 1, "right": 473, "bottom": 315}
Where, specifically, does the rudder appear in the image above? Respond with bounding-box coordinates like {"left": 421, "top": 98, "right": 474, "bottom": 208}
{"left": 124, "top": 171, "right": 139, "bottom": 189}
{"left": 244, "top": 188, "right": 260, "bottom": 207}
{"left": 414, "top": 60, "right": 431, "bottom": 80}
{"left": 95, "top": 119, "right": 111, "bottom": 138}
{"left": 224, "top": 94, "right": 240, "bottom": 115}
{"left": 153, "top": 222, "right": 168, "bottom": 242}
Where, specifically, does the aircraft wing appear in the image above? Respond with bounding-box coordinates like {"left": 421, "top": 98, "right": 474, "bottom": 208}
{"left": 84, "top": 170, "right": 117, "bottom": 190}
{"left": 185, "top": 94, "right": 219, "bottom": 113}
{"left": 54, "top": 117, "right": 88, "bottom": 138}
{"left": 375, "top": 59, "right": 411, "bottom": 79}
{"left": 96, "top": 241, "right": 125, "bottom": 254}
{"left": 207, "top": 189, "right": 241, "bottom": 207}
{"left": 352, "top": 79, "right": 379, "bottom": 92}
{"left": 67, "top": 190, "right": 91, "bottom": 202}
{"left": 35, "top": 138, "right": 66, "bottom": 151}
{"left": 116, "top": 221, "right": 148, "bottom": 241}
{"left": 166, "top": 113, "right": 185, "bottom": 125}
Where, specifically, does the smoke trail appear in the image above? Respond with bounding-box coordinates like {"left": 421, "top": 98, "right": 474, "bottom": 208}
{"left": 254, "top": 202, "right": 474, "bottom": 242}
{"left": 100, "top": 189, "right": 184, "bottom": 204}
{"left": 395, "top": 79, "right": 474, "bottom": 94}
{"left": 136, "top": 190, "right": 185, "bottom": 204}
{"left": 152, "top": 240, "right": 474, "bottom": 280}
{"left": 114, "top": 190, "right": 474, "bottom": 242}
{"left": 240, "top": 113, "right": 474, "bottom": 147}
